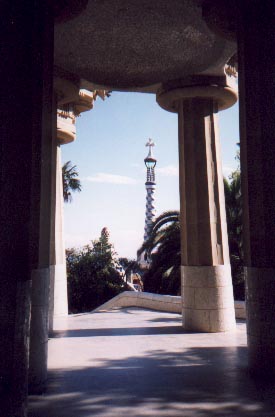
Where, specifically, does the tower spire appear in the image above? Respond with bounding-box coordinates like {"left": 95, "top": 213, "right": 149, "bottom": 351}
{"left": 144, "top": 138, "right": 157, "bottom": 241}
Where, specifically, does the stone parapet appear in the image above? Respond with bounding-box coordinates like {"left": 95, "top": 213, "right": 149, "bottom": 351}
{"left": 57, "top": 108, "right": 76, "bottom": 144}
{"left": 94, "top": 291, "right": 181, "bottom": 314}
{"left": 94, "top": 291, "right": 246, "bottom": 320}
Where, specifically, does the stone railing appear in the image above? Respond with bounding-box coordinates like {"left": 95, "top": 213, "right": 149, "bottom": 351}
{"left": 57, "top": 108, "right": 76, "bottom": 144}
{"left": 94, "top": 291, "right": 246, "bottom": 319}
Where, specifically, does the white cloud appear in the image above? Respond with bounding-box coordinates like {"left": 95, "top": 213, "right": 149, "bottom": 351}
{"left": 82, "top": 172, "right": 139, "bottom": 185}
{"left": 157, "top": 165, "right": 179, "bottom": 177}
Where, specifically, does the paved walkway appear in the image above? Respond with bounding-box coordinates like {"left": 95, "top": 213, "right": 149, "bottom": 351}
{"left": 29, "top": 308, "right": 275, "bottom": 417}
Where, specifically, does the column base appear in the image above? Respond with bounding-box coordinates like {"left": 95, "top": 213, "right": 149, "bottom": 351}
{"left": 51, "top": 264, "right": 68, "bottom": 316}
{"left": 29, "top": 268, "right": 50, "bottom": 394}
{"left": 245, "top": 267, "right": 275, "bottom": 377}
{"left": 182, "top": 265, "right": 236, "bottom": 332}
{"left": 48, "top": 264, "right": 68, "bottom": 333}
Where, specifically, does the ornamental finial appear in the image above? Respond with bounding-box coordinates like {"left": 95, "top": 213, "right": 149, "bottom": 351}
{"left": 145, "top": 138, "right": 155, "bottom": 158}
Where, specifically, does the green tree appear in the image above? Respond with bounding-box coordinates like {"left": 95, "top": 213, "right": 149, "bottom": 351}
{"left": 67, "top": 228, "right": 127, "bottom": 313}
{"left": 138, "top": 211, "right": 181, "bottom": 295}
{"left": 224, "top": 167, "right": 244, "bottom": 300}
{"left": 62, "top": 161, "right": 81, "bottom": 203}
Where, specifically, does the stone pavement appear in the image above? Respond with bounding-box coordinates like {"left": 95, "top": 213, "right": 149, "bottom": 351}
{"left": 28, "top": 308, "right": 275, "bottom": 417}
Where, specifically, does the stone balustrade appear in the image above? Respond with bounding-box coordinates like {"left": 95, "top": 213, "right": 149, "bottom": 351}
{"left": 94, "top": 291, "right": 246, "bottom": 320}
{"left": 57, "top": 108, "right": 76, "bottom": 144}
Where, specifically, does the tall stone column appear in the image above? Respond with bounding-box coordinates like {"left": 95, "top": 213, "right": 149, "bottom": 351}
{"left": 157, "top": 77, "right": 237, "bottom": 332}
{"left": 48, "top": 88, "right": 100, "bottom": 332}
{"left": 48, "top": 144, "right": 69, "bottom": 333}
{"left": 28, "top": 98, "right": 57, "bottom": 393}
{"left": 0, "top": 0, "right": 54, "bottom": 414}
{"left": 237, "top": 2, "right": 275, "bottom": 375}
{"left": 47, "top": 75, "right": 80, "bottom": 333}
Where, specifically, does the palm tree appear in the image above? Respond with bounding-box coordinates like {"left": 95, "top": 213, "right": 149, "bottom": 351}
{"left": 138, "top": 210, "right": 180, "bottom": 260}
{"left": 138, "top": 210, "right": 181, "bottom": 295}
{"left": 62, "top": 161, "right": 81, "bottom": 203}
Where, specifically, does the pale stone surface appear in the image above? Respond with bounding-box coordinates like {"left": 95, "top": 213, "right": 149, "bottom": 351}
{"left": 51, "top": 265, "right": 68, "bottom": 316}
{"left": 157, "top": 79, "right": 237, "bottom": 113}
{"left": 95, "top": 291, "right": 245, "bottom": 319}
{"left": 49, "top": 145, "right": 68, "bottom": 334}
{"left": 182, "top": 264, "right": 233, "bottom": 287}
{"left": 234, "top": 301, "right": 246, "bottom": 320}
{"left": 182, "top": 265, "right": 236, "bottom": 332}
{"left": 28, "top": 308, "right": 275, "bottom": 417}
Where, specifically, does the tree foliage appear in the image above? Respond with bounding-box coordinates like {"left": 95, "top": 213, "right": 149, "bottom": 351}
{"left": 62, "top": 161, "right": 81, "bottom": 203}
{"left": 138, "top": 211, "right": 181, "bottom": 295}
{"left": 67, "top": 228, "right": 127, "bottom": 313}
{"left": 224, "top": 167, "right": 244, "bottom": 300}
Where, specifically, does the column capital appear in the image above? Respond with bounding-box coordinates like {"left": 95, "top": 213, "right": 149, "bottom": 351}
{"left": 156, "top": 75, "right": 237, "bottom": 113}
{"left": 54, "top": 66, "right": 80, "bottom": 106}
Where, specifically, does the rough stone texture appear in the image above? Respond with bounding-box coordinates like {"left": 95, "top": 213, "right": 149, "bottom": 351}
{"left": 0, "top": 2, "right": 54, "bottom": 415}
{"left": 238, "top": 2, "right": 275, "bottom": 270}
{"left": 28, "top": 308, "right": 275, "bottom": 417}
{"left": 182, "top": 266, "right": 236, "bottom": 332}
{"left": 237, "top": 2, "right": 275, "bottom": 376}
{"left": 12, "top": 280, "right": 32, "bottom": 417}
{"left": 28, "top": 269, "right": 51, "bottom": 393}
{"left": 54, "top": 0, "right": 236, "bottom": 89}
{"left": 245, "top": 267, "right": 275, "bottom": 375}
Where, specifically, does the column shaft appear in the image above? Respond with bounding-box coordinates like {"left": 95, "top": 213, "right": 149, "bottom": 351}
{"left": 48, "top": 145, "right": 68, "bottom": 333}
{"left": 0, "top": 1, "right": 54, "bottom": 415}
{"left": 28, "top": 95, "right": 56, "bottom": 393}
{"left": 238, "top": 2, "right": 275, "bottom": 374}
{"left": 178, "top": 98, "right": 235, "bottom": 332}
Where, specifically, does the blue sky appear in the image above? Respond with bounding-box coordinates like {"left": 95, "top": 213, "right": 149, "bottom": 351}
{"left": 62, "top": 91, "right": 239, "bottom": 259}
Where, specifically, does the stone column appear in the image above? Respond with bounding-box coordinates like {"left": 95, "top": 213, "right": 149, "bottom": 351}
{"left": 237, "top": 2, "right": 275, "bottom": 375}
{"left": 0, "top": 1, "right": 54, "bottom": 414}
{"left": 157, "top": 76, "right": 237, "bottom": 332}
{"left": 48, "top": 84, "right": 79, "bottom": 333}
{"left": 48, "top": 144, "right": 69, "bottom": 333}
{"left": 28, "top": 98, "right": 56, "bottom": 393}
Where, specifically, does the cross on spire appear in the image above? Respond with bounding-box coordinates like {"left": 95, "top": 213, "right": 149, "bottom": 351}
{"left": 145, "top": 138, "right": 155, "bottom": 158}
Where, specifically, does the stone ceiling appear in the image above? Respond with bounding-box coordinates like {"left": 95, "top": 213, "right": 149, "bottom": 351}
{"left": 54, "top": 0, "right": 236, "bottom": 92}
